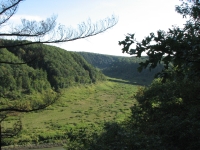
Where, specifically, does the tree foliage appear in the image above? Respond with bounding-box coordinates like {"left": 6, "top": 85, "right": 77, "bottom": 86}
{"left": 119, "top": 0, "right": 200, "bottom": 82}
{"left": 82, "top": 79, "right": 200, "bottom": 150}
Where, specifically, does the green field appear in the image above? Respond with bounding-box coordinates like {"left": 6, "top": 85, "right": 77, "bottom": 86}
{"left": 2, "top": 78, "right": 139, "bottom": 146}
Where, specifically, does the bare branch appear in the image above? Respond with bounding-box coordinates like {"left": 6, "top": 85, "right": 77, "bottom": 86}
{"left": 0, "top": 15, "right": 118, "bottom": 48}
{"left": 0, "top": 0, "right": 23, "bottom": 25}
{"left": 0, "top": 0, "right": 22, "bottom": 15}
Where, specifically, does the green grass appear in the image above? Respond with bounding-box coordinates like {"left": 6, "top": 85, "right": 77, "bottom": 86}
{"left": 3, "top": 78, "right": 140, "bottom": 145}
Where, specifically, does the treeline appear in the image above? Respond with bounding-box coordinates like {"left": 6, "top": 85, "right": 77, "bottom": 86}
{"left": 0, "top": 40, "right": 105, "bottom": 98}
{"left": 78, "top": 52, "right": 163, "bottom": 84}
{"left": 77, "top": 52, "right": 121, "bottom": 69}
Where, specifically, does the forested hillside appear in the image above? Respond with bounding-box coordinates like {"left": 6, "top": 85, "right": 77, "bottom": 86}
{"left": 77, "top": 52, "right": 121, "bottom": 69}
{"left": 78, "top": 52, "right": 163, "bottom": 84}
{"left": 0, "top": 40, "right": 105, "bottom": 98}
{"left": 0, "top": 48, "right": 51, "bottom": 99}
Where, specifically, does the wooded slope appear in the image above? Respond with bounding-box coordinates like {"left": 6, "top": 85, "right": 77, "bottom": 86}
{"left": 78, "top": 52, "right": 163, "bottom": 84}
{"left": 0, "top": 40, "right": 105, "bottom": 99}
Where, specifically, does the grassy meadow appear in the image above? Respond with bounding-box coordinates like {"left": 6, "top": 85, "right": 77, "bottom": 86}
{"left": 2, "top": 78, "right": 140, "bottom": 145}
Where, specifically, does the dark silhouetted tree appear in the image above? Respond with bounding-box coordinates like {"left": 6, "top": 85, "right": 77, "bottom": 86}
{"left": 119, "top": 0, "right": 199, "bottom": 82}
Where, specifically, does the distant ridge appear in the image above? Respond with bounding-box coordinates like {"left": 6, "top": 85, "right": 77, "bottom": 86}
{"left": 78, "top": 52, "right": 163, "bottom": 85}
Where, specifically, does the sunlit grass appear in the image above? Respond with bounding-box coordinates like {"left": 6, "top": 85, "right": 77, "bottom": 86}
{"left": 4, "top": 78, "right": 140, "bottom": 144}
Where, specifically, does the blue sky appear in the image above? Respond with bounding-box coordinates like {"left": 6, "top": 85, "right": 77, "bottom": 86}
{"left": 11, "top": 0, "right": 186, "bottom": 56}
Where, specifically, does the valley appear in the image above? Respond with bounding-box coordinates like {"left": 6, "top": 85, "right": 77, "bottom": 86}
{"left": 0, "top": 41, "right": 160, "bottom": 149}
{"left": 1, "top": 1, "right": 200, "bottom": 149}
{"left": 2, "top": 78, "right": 139, "bottom": 149}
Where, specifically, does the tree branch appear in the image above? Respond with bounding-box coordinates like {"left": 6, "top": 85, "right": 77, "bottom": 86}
{"left": 0, "top": 15, "right": 118, "bottom": 49}
{"left": 0, "top": 0, "right": 23, "bottom": 25}
{"left": 0, "top": 0, "right": 23, "bottom": 15}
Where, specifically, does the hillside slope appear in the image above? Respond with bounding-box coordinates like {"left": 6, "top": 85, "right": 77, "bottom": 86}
{"left": 0, "top": 48, "right": 51, "bottom": 99}
{"left": 0, "top": 40, "right": 105, "bottom": 97}
{"left": 78, "top": 52, "right": 162, "bottom": 84}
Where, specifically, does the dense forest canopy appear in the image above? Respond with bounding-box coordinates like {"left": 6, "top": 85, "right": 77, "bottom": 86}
{"left": 0, "top": 40, "right": 106, "bottom": 96}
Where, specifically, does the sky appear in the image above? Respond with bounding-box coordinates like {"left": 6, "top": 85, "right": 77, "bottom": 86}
{"left": 9, "top": 0, "right": 186, "bottom": 56}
